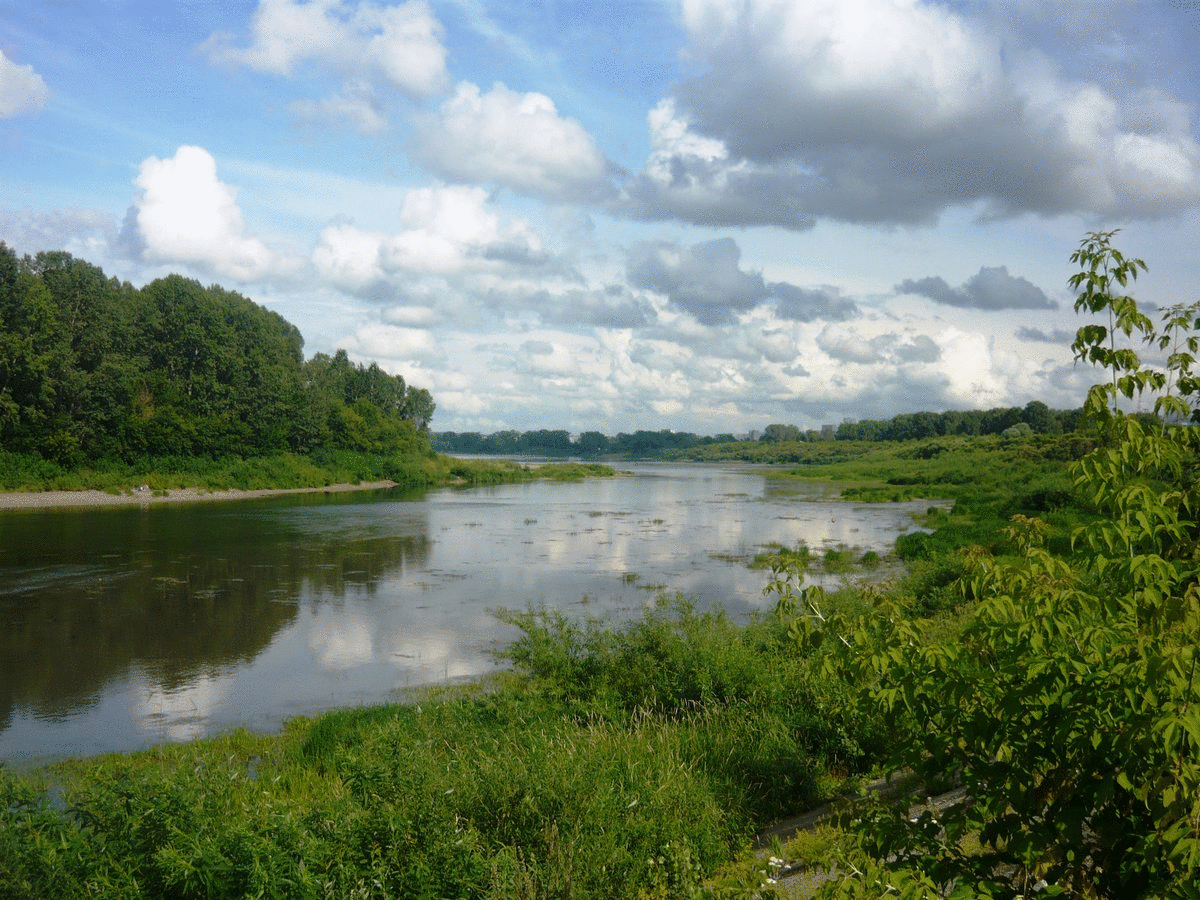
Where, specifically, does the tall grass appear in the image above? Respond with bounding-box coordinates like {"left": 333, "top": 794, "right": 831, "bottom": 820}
{"left": 0, "top": 598, "right": 886, "bottom": 899}
{"left": 0, "top": 437, "right": 1085, "bottom": 897}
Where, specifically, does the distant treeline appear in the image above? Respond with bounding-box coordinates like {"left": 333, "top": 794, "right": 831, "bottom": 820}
{"left": 434, "top": 401, "right": 1084, "bottom": 458}
{"left": 792, "top": 400, "right": 1082, "bottom": 442}
{"left": 432, "top": 429, "right": 738, "bottom": 457}
{"left": 0, "top": 244, "right": 434, "bottom": 465}
{"left": 434, "top": 403, "right": 1099, "bottom": 460}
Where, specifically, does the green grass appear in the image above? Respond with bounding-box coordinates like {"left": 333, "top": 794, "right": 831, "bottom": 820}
{"left": 0, "top": 450, "right": 615, "bottom": 497}
{"left": 0, "top": 597, "right": 886, "bottom": 899}
{"left": 445, "top": 458, "right": 615, "bottom": 486}
{"left": 0, "top": 435, "right": 1105, "bottom": 898}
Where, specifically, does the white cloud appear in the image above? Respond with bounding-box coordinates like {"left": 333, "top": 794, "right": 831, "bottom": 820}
{"left": 412, "top": 82, "right": 613, "bottom": 201}
{"left": 203, "top": 0, "right": 449, "bottom": 129}
{"left": 120, "top": 146, "right": 283, "bottom": 281}
{"left": 933, "top": 327, "right": 1039, "bottom": 410}
{"left": 312, "top": 183, "right": 544, "bottom": 293}
{"left": 289, "top": 79, "right": 389, "bottom": 134}
{"left": 348, "top": 321, "right": 443, "bottom": 368}
{"left": 389, "top": 183, "right": 541, "bottom": 272}
{"left": 0, "top": 208, "right": 114, "bottom": 256}
{"left": 625, "top": 0, "right": 1200, "bottom": 226}
{"left": 206, "top": 0, "right": 447, "bottom": 94}
{"left": 0, "top": 49, "right": 49, "bottom": 117}
{"left": 311, "top": 221, "right": 387, "bottom": 289}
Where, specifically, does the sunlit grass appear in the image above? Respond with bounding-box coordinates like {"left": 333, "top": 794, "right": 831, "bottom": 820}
{"left": 2, "top": 598, "right": 880, "bottom": 898}
{"left": 0, "top": 434, "right": 1100, "bottom": 898}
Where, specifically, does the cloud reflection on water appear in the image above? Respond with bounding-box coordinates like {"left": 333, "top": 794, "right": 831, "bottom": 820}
{"left": 1, "top": 464, "right": 939, "bottom": 761}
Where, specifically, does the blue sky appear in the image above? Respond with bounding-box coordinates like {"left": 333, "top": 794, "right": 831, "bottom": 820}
{"left": 3, "top": 0, "right": 1200, "bottom": 435}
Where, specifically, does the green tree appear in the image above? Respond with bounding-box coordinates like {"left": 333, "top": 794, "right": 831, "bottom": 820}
{"left": 793, "top": 231, "right": 1200, "bottom": 899}
{"left": 1021, "top": 399, "right": 1057, "bottom": 434}
{"left": 881, "top": 411, "right": 941, "bottom": 441}
{"left": 760, "top": 423, "right": 802, "bottom": 443}
{"left": 0, "top": 250, "right": 436, "bottom": 464}
{"left": 577, "top": 431, "right": 610, "bottom": 455}
{"left": 401, "top": 385, "right": 435, "bottom": 431}
{"left": 0, "top": 244, "right": 71, "bottom": 457}
{"left": 27, "top": 251, "right": 144, "bottom": 460}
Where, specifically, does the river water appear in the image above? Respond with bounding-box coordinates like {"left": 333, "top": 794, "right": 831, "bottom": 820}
{"left": 0, "top": 462, "right": 932, "bottom": 764}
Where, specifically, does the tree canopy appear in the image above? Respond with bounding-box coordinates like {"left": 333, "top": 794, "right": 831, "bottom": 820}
{"left": 0, "top": 244, "right": 434, "bottom": 465}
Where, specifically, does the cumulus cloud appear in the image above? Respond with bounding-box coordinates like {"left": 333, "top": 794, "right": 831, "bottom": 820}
{"left": 896, "top": 265, "right": 1056, "bottom": 310}
{"left": 771, "top": 283, "right": 858, "bottom": 322}
{"left": 312, "top": 183, "right": 547, "bottom": 305}
{"left": 389, "top": 184, "right": 543, "bottom": 271}
{"left": 118, "top": 146, "right": 282, "bottom": 281}
{"left": 411, "top": 82, "right": 614, "bottom": 201}
{"left": 347, "top": 321, "right": 443, "bottom": 369}
{"left": 627, "top": 236, "right": 861, "bottom": 327}
{"left": 628, "top": 237, "right": 768, "bottom": 325}
{"left": 621, "top": 99, "right": 818, "bottom": 229}
{"left": 0, "top": 50, "right": 49, "bottom": 117}
{"left": 204, "top": 0, "right": 448, "bottom": 129}
{"left": 893, "top": 334, "right": 942, "bottom": 363}
{"left": 505, "top": 286, "right": 655, "bottom": 329}
{"left": 740, "top": 328, "right": 799, "bottom": 364}
{"left": 799, "top": 321, "right": 1068, "bottom": 422}
{"left": 310, "top": 221, "right": 388, "bottom": 291}
{"left": 817, "top": 327, "right": 942, "bottom": 365}
{"left": 1017, "top": 326, "right": 1075, "bottom": 343}
{"left": 628, "top": 339, "right": 708, "bottom": 381}
{"left": 623, "top": 0, "right": 1200, "bottom": 227}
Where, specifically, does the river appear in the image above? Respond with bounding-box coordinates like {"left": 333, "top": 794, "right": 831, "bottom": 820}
{"left": 0, "top": 462, "right": 933, "bottom": 764}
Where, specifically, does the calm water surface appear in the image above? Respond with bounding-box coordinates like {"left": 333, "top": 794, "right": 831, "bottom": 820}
{"left": 0, "top": 462, "right": 933, "bottom": 763}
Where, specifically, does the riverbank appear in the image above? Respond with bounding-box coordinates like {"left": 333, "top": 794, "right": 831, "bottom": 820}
{"left": 2, "top": 598, "right": 880, "bottom": 899}
{"left": 0, "top": 480, "right": 401, "bottom": 511}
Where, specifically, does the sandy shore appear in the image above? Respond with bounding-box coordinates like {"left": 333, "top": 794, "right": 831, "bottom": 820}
{"left": 0, "top": 481, "right": 400, "bottom": 511}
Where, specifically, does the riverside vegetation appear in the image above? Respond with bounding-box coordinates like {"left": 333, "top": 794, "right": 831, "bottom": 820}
{"left": 2, "top": 231, "right": 1197, "bottom": 898}
{"left": 0, "top": 243, "right": 612, "bottom": 495}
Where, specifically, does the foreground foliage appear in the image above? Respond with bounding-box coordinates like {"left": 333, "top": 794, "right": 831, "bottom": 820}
{"left": 6, "top": 232, "right": 1195, "bottom": 897}
{"left": 779, "top": 231, "right": 1200, "bottom": 898}
{"left": 0, "top": 600, "right": 878, "bottom": 899}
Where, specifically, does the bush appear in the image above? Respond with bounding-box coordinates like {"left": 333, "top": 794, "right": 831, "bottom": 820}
{"left": 800, "top": 231, "right": 1200, "bottom": 898}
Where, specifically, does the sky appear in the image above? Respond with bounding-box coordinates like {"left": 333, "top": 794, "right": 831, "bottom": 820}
{"left": 2, "top": 0, "right": 1200, "bottom": 436}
